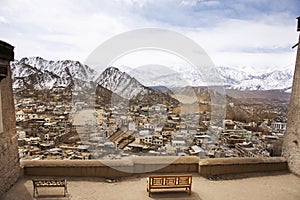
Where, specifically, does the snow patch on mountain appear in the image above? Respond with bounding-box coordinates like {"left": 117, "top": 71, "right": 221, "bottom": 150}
{"left": 11, "top": 56, "right": 294, "bottom": 92}
{"left": 96, "top": 67, "right": 149, "bottom": 99}
{"left": 119, "top": 65, "right": 294, "bottom": 91}
{"left": 218, "top": 67, "right": 293, "bottom": 91}
{"left": 19, "top": 57, "right": 97, "bottom": 81}
{"left": 11, "top": 57, "right": 97, "bottom": 90}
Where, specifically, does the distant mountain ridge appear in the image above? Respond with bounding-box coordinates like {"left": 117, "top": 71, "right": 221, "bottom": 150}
{"left": 11, "top": 57, "right": 97, "bottom": 91}
{"left": 97, "top": 67, "right": 147, "bottom": 99}
{"left": 11, "top": 56, "right": 294, "bottom": 92}
{"left": 119, "top": 65, "right": 293, "bottom": 91}
{"left": 217, "top": 66, "right": 293, "bottom": 91}
{"left": 97, "top": 67, "right": 179, "bottom": 105}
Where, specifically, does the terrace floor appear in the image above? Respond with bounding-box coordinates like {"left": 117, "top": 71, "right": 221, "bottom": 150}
{"left": 2, "top": 172, "right": 300, "bottom": 200}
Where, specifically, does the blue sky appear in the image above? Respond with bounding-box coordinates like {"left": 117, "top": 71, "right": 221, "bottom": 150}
{"left": 0, "top": 0, "right": 299, "bottom": 73}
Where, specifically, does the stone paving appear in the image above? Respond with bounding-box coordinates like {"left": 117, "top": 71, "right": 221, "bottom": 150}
{"left": 2, "top": 172, "right": 300, "bottom": 200}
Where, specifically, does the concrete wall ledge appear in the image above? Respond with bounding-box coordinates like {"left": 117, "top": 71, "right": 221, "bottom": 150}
{"left": 21, "top": 160, "right": 134, "bottom": 178}
{"left": 130, "top": 156, "right": 199, "bottom": 164}
{"left": 198, "top": 157, "right": 288, "bottom": 176}
{"left": 199, "top": 157, "right": 287, "bottom": 165}
{"left": 130, "top": 156, "right": 199, "bottom": 173}
{"left": 20, "top": 157, "right": 289, "bottom": 178}
{"left": 21, "top": 156, "right": 200, "bottom": 167}
{"left": 21, "top": 156, "right": 200, "bottom": 177}
{"left": 21, "top": 160, "right": 134, "bottom": 167}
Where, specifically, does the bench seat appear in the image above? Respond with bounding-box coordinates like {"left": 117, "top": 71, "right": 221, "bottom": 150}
{"left": 32, "top": 179, "right": 67, "bottom": 197}
{"left": 147, "top": 175, "right": 192, "bottom": 197}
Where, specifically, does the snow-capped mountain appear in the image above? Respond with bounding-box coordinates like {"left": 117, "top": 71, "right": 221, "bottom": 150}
{"left": 119, "top": 65, "right": 294, "bottom": 91}
{"left": 119, "top": 65, "right": 208, "bottom": 87}
{"left": 19, "top": 57, "right": 97, "bottom": 81}
{"left": 11, "top": 57, "right": 97, "bottom": 90}
{"left": 96, "top": 67, "right": 179, "bottom": 105}
{"left": 11, "top": 62, "right": 59, "bottom": 90}
{"left": 11, "top": 56, "right": 294, "bottom": 93}
{"left": 217, "top": 66, "right": 252, "bottom": 85}
{"left": 96, "top": 67, "right": 147, "bottom": 100}
{"left": 217, "top": 66, "right": 293, "bottom": 91}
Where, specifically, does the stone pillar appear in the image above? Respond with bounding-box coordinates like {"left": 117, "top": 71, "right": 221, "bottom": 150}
{"left": 0, "top": 41, "right": 20, "bottom": 196}
{"left": 283, "top": 34, "right": 300, "bottom": 175}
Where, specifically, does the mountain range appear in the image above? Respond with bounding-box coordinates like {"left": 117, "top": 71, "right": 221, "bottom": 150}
{"left": 11, "top": 57, "right": 294, "bottom": 93}
{"left": 11, "top": 57, "right": 96, "bottom": 91}
{"left": 96, "top": 67, "right": 179, "bottom": 106}
{"left": 217, "top": 66, "right": 293, "bottom": 91}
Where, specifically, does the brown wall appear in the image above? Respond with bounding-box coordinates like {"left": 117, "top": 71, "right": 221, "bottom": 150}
{"left": 0, "top": 41, "right": 20, "bottom": 196}
{"left": 284, "top": 34, "right": 300, "bottom": 176}
{"left": 21, "top": 157, "right": 288, "bottom": 178}
{"left": 198, "top": 157, "right": 288, "bottom": 176}
{"left": 21, "top": 157, "right": 200, "bottom": 178}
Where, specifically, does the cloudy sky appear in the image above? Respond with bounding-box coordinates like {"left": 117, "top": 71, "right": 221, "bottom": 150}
{"left": 0, "top": 0, "right": 299, "bottom": 73}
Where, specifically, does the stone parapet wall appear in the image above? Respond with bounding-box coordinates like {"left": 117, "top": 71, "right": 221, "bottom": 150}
{"left": 0, "top": 41, "right": 19, "bottom": 196}
{"left": 131, "top": 156, "right": 199, "bottom": 174}
{"left": 21, "top": 157, "right": 288, "bottom": 178}
{"left": 21, "top": 156, "right": 200, "bottom": 178}
{"left": 198, "top": 157, "right": 288, "bottom": 176}
{"left": 22, "top": 160, "right": 134, "bottom": 178}
{"left": 284, "top": 34, "right": 300, "bottom": 176}
{"left": 0, "top": 130, "right": 20, "bottom": 195}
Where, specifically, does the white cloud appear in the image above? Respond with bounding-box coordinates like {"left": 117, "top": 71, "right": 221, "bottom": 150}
{"left": 0, "top": 16, "right": 9, "bottom": 24}
{"left": 112, "top": 50, "right": 191, "bottom": 69}
{"left": 0, "top": 0, "right": 131, "bottom": 61}
{"left": 180, "top": 0, "right": 220, "bottom": 7}
{"left": 180, "top": 0, "right": 198, "bottom": 6}
{"left": 200, "top": 0, "right": 220, "bottom": 7}
{"left": 210, "top": 51, "right": 296, "bottom": 72}
{"left": 0, "top": 0, "right": 298, "bottom": 73}
{"left": 183, "top": 17, "right": 298, "bottom": 71}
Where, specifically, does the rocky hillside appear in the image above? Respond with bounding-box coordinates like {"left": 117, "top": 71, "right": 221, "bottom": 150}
{"left": 96, "top": 67, "right": 179, "bottom": 106}
{"left": 11, "top": 57, "right": 97, "bottom": 91}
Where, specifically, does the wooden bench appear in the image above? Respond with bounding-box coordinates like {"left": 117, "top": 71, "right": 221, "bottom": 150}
{"left": 147, "top": 174, "right": 192, "bottom": 197}
{"left": 32, "top": 179, "right": 68, "bottom": 197}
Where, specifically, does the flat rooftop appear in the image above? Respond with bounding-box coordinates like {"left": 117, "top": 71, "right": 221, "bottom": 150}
{"left": 2, "top": 172, "right": 300, "bottom": 200}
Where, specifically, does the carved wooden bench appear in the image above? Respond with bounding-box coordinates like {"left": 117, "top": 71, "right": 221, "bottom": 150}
{"left": 32, "top": 179, "right": 68, "bottom": 197}
{"left": 147, "top": 174, "right": 192, "bottom": 197}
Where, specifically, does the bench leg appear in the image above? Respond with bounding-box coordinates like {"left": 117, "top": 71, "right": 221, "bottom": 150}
{"left": 189, "top": 186, "right": 192, "bottom": 195}
{"left": 33, "top": 186, "right": 38, "bottom": 197}
{"left": 148, "top": 189, "right": 151, "bottom": 197}
{"left": 64, "top": 186, "right": 68, "bottom": 197}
